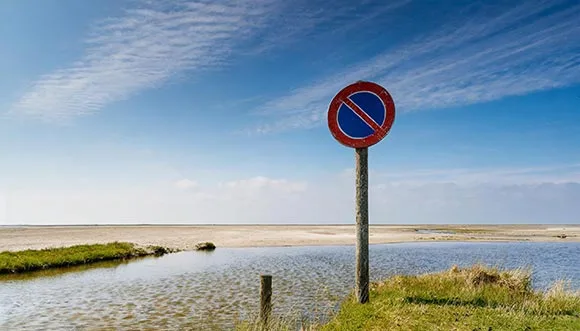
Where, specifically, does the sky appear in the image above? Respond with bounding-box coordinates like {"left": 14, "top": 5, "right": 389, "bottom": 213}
{"left": 1, "top": 0, "right": 579, "bottom": 225}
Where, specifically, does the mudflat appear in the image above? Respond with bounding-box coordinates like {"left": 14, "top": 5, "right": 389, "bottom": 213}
{"left": 0, "top": 224, "right": 578, "bottom": 251}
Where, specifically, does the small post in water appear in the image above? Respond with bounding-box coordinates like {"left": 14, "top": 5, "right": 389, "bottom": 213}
{"left": 260, "top": 274, "right": 272, "bottom": 325}
{"left": 355, "top": 147, "right": 370, "bottom": 304}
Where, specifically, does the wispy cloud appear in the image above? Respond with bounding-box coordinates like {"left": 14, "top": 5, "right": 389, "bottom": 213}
{"left": 10, "top": 1, "right": 579, "bottom": 126}
{"left": 243, "top": 0, "right": 411, "bottom": 55}
{"left": 10, "top": 0, "right": 411, "bottom": 122}
{"left": 0, "top": 192, "right": 6, "bottom": 224}
{"left": 221, "top": 176, "right": 308, "bottom": 193}
{"left": 174, "top": 178, "right": 198, "bottom": 190}
{"left": 250, "top": 0, "right": 580, "bottom": 134}
{"left": 11, "top": 0, "right": 279, "bottom": 120}
{"left": 375, "top": 163, "right": 580, "bottom": 186}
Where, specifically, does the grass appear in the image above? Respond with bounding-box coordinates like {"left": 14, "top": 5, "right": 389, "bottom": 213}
{"left": 234, "top": 312, "right": 321, "bottom": 331}
{"left": 236, "top": 265, "right": 580, "bottom": 331}
{"left": 195, "top": 241, "right": 217, "bottom": 251}
{"left": 321, "top": 265, "right": 580, "bottom": 331}
{"left": 0, "top": 242, "right": 173, "bottom": 274}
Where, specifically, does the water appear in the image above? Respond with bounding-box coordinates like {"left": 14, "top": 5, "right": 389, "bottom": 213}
{"left": 415, "top": 229, "right": 455, "bottom": 234}
{"left": 1, "top": 242, "right": 579, "bottom": 330}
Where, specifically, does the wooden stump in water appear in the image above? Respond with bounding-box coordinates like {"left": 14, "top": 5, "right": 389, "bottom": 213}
{"left": 260, "top": 274, "right": 272, "bottom": 326}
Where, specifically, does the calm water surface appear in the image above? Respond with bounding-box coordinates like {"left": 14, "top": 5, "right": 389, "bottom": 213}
{"left": 1, "top": 242, "right": 579, "bottom": 330}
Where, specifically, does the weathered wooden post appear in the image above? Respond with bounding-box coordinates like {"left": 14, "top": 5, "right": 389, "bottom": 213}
{"left": 355, "top": 147, "right": 369, "bottom": 303}
{"left": 260, "top": 274, "right": 272, "bottom": 326}
{"left": 327, "top": 81, "right": 396, "bottom": 304}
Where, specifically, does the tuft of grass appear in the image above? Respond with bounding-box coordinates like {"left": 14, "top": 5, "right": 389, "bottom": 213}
{"left": 0, "top": 242, "right": 174, "bottom": 274}
{"left": 195, "top": 242, "right": 216, "bottom": 251}
{"left": 321, "top": 264, "right": 580, "bottom": 331}
{"left": 234, "top": 312, "right": 321, "bottom": 331}
{"left": 235, "top": 280, "right": 338, "bottom": 331}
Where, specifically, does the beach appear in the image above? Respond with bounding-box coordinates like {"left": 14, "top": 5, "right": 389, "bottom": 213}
{"left": 1, "top": 224, "right": 578, "bottom": 251}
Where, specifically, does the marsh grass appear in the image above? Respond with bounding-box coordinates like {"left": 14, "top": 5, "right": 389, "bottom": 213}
{"left": 0, "top": 258, "right": 143, "bottom": 281}
{"left": 234, "top": 310, "right": 322, "bottom": 331}
{"left": 235, "top": 284, "right": 337, "bottom": 331}
{"left": 322, "top": 264, "right": 580, "bottom": 331}
{"left": 0, "top": 242, "right": 172, "bottom": 274}
{"left": 236, "top": 265, "right": 579, "bottom": 330}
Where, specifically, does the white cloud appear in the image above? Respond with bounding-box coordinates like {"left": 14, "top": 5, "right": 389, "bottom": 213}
{"left": 377, "top": 163, "right": 580, "bottom": 186}
{"left": 370, "top": 182, "right": 580, "bottom": 224}
{"left": 174, "top": 179, "right": 198, "bottom": 190}
{"left": 9, "top": 1, "right": 579, "bottom": 129}
{"left": 250, "top": 0, "right": 580, "bottom": 133}
{"left": 4, "top": 176, "right": 311, "bottom": 224}
{"left": 10, "top": 0, "right": 411, "bottom": 121}
{"left": 4, "top": 172, "right": 580, "bottom": 224}
{"left": 244, "top": 0, "right": 411, "bottom": 54}
{"left": 0, "top": 192, "right": 6, "bottom": 224}
{"left": 11, "top": 0, "right": 279, "bottom": 120}
{"left": 222, "top": 176, "right": 307, "bottom": 193}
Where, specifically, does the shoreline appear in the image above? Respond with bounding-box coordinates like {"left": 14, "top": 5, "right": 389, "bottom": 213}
{"left": 205, "top": 238, "right": 580, "bottom": 249}
{"left": 2, "top": 223, "right": 577, "bottom": 228}
{"left": 0, "top": 242, "right": 174, "bottom": 275}
{"left": 1, "top": 224, "right": 578, "bottom": 252}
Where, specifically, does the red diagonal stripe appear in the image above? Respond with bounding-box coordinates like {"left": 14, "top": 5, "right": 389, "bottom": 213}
{"left": 341, "top": 97, "right": 382, "bottom": 131}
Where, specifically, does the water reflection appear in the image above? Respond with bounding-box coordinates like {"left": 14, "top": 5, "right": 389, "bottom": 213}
{"left": 0, "top": 256, "right": 156, "bottom": 282}
{"left": 1, "top": 242, "right": 579, "bottom": 330}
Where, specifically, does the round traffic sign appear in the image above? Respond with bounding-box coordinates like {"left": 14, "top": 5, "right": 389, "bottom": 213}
{"left": 327, "top": 81, "right": 395, "bottom": 148}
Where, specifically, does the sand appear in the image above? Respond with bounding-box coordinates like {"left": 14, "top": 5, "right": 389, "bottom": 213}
{"left": 1, "top": 224, "right": 578, "bottom": 252}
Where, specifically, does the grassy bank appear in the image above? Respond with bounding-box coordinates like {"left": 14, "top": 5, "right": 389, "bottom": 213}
{"left": 322, "top": 265, "right": 580, "bottom": 331}
{"left": 0, "top": 242, "right": 173, "bottom": 274}
{"left": 238, "top": 265, "right": 580, "bottom": 331}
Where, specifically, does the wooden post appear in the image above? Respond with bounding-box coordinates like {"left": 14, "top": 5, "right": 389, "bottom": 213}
{"left": 260, "top": 274, "right": 272, "bottom": 326}
{"left": 355, "top": 147, "right": 369, "bottom": 304}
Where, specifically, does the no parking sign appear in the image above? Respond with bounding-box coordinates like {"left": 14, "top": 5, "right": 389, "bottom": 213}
{"left": 327, "top": 81, "right": 395, "bottom": 148}
{"left": 327, "top": 80, "right": 396, "bottom": 305}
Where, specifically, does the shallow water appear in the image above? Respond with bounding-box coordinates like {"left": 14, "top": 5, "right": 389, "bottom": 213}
{"left": 415, "top": 229, "right": 455, "bottom": 234}
{"left": 1, "top": 242, "right": 579, "bottom": 330}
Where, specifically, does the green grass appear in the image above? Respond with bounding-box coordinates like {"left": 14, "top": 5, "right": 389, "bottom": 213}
{"left": 321, "top": 265, "right": 580, "bottom": 331}
{"left": 235, "top": 312, "right": 322, "bottom": 331}
{"left": 235, "top": 265, "right": 580, "bottom": 330}
{"left": 0, "top": 242, "right": 172, "bottom": 274}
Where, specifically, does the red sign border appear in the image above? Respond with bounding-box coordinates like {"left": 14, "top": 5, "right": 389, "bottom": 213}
{"left": 327, "top": 81, "right": 395, "bottom": 148}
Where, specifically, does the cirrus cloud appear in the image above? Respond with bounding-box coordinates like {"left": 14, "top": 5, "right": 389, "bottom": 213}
{"left": 249, "top": 0, "right": 580, "bottom": 134}
{"left": 10, "top": 0, "right": 410, "bottom": 122}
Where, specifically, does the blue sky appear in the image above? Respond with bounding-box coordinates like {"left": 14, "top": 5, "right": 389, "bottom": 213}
{"left": 1, "top": 0, "right": 579, "bottom": 224}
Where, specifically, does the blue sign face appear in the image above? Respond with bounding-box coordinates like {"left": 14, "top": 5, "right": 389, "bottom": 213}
{"left": 337, "top": 91, "right": 386, "bottom": 139}
{"left": 328, "top": 81, "right": 395, "bottom": 148}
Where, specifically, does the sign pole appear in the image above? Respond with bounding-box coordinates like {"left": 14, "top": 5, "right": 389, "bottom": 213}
{"left": 327, "top": 80, "right": 395, "bottom": 305}
{"left": 355, "top": 147, "right": 369, "bottom": 304}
